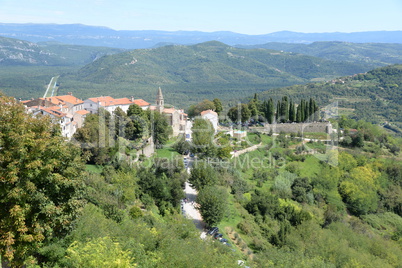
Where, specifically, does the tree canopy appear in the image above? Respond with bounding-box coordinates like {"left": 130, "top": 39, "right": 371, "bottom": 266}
{"left": 0, "top": 95, "right": 86, "bottom": 267}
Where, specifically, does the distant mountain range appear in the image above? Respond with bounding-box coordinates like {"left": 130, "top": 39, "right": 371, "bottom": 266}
{"left": 1, "top": 23, "right": 402, "bottom": 49}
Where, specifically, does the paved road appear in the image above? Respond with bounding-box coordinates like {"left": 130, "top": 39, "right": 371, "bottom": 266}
{"left": 182, "top": 181, "right": 207, "bottom": 238}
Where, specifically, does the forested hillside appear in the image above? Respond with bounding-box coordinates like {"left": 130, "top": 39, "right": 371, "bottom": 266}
{"left": 55, "top": 41, "right": 370, "bottom": 106}
{"left": 256, "top": 64, "right": 402, "bottom": 132}
{"left": 238, "top": 41, "right": 402, "bottom": 68}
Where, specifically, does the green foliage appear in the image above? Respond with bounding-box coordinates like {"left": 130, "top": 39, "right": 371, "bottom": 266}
{"left": 66, "top": 236, "right": 136, "bottom": 267}
{"left": 0, "top": 95, "right": 86, "bottom": 266}
{"left": 339, "top": 165, "right": 379, "bottom": 215}
{"left": 213, "top": 98, "right": 223, "bottom": 115}
{"left": 227, "top": 103, "right": 251, "bottom": 123}
{"left": 191, "top": 118, "right": 217, "bottom": 157}
{"left": 197, "top": 186, "right": 228, "bottom": 227}
{"left": 146, "top": 110, "right": 172, "bottom": 146}
{"left": 189, "top": 161, "right": 218, "bottom": 190}
{"left": 187, "top": 99, "right": 216, "bottom": 117}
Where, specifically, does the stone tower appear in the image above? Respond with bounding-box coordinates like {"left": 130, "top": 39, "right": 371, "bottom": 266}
{"left": 156, "top": 87, "right": 164, "bottom": 113}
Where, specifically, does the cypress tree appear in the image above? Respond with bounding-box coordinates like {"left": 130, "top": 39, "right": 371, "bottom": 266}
{"left": 313, "top": 99, "right": 319, "bottom": 121}
{"left": 276, "top": 100, "right": 281, "bottom": 122}
{"left": 289, "top": 99, "right": 295, "bottom": 122}
{"left": 281, "top": 96, "right": 288, "bottom": 123}
{"left": 309, "top": 98, "right": 314, "bottom": 121}
{"left": 267, "top": 98, "right": 274, "bottom": 124}
{"left": 296, "top": 104, "right": 301, "bottom": 123}
{"left": 304, "top": 100, "right": 310, "bottom": 122}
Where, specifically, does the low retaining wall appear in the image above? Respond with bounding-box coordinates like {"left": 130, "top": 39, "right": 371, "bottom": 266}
{"left": 263, "top": 122, "right": 332, "bottom": 134}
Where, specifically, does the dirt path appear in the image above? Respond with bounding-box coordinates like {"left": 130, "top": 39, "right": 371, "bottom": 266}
{"left": 231, "top": 143, "right": 262, "bottom": 158}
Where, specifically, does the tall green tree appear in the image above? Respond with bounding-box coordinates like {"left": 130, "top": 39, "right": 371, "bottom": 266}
{"left": 280, "top": 96, "right": 289, "bottom": 123}
{"left": 276, "top": 100, "right": 281, "bottom": 122}
{"left": 212, "top": 98, "right": 223, "bottom": 115}
{"left": 0, "top": 95, "right": 86, "bottom": 267}
{"left": 146, "top": 111, "right": 172, "bottom": 146}
{"left": 189, "top": 161, "right": 218, "bottom": 190}
{"left": 127, "top": 104, "right": 144, "bottom": 117}
{"left": 227, "top": 103, "right": 251, "bottom": 123}
{"left": 289, "top": 99, "right": 295, "bottom": 122}
{"left": 191, "top": 119, "right": 216, "bottom": 157}
{"left": 196, "top": 186, "right": 228, "bottom": 227}
{"left": 73, "top": 112, "right": 112, "bottom": 165}
{"left": 187, "top": 99, "right": 216, "bottom": 117}
{"left": 264, "top": 98, "right": 275, "bottom": 124}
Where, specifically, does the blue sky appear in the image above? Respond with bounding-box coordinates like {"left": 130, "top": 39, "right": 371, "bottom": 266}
{"left": 0, "top": 0, "right": 401, "bottom": 34}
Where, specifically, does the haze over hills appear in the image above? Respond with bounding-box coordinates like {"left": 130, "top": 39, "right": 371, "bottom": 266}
{"left": 237, "top": 42, "right": 402, "bottom": 69}
{"left": 0, "top": 36, "right": 125, "bottom": 66}
{"left": 1, "top": 23, "right": 402, "bottom": 49}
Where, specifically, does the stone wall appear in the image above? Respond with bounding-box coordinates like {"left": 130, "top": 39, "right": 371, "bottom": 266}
{"left": 139, "top": 137, "right": 155, "bottom": 158}
{"left": 261, "top": 122, "right": 333, "bottom": 134}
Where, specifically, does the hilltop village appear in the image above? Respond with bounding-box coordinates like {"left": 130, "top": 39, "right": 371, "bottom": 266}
{"left": 21, "top": 87, "right": 333, "bottom": 145}
{"left": 21, "top": 87, "right": 189, "bottom": 139}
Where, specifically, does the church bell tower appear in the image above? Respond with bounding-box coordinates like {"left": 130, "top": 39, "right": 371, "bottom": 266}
{"left": 156, "top": 87, "right": 164, "bottom": 113}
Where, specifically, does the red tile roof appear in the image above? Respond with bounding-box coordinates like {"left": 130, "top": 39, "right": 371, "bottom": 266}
{"left": 75, "top": 110, "right": 90, "bottom": 115}
{"left": 133, "top": 99, "right": 150, "bottom": 107}
{"left": 41, "top": 107, "right": 67, "bottom": 118}
{"left": 53, "top": 95, "right": 84, "bottom": 105}
{"left": 200, "top": 109, "right": 217, "bottom": 116}
{"left": 88, "top": 96, "right": 134, "bottom": 107}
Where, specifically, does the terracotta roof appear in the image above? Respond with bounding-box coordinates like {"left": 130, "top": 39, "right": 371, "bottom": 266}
{"left": 75, "top": 110, "right": 90, "bottom": 115}
{"left": 88, "top": 96, "right": 134, "bottom": 107}
{"left": 39, "top": 97, "right": 60, "bottom": 106}
{"left": 53, "top": 95, "right": 84, "bottom": 105}
{"left": 114, "top": 98, "right": 134, "bottom": 105}
{"left": 41, "top": 107, "right": 67, "bottom": 118}
{"left": 88, "top": 96, "right": 115, "bottom": 104}
{"left": 133, "top": 99, "right": 150, "bottom": 107}
{"left": 200, "top": 109, "right": 217, "bottom": 116}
